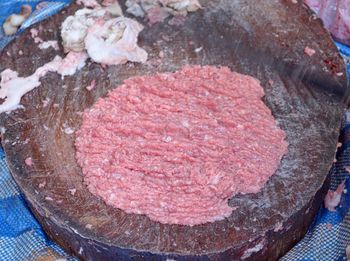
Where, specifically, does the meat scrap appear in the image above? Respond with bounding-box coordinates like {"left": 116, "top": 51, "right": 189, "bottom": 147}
{"left": 39, "top": 181, "right": 46, "bottom": 188}
{"left": 0, "top": 69, "right": 41, "bottom": 113}
{"left": 85, "top": 17, "right": 148, "bottom": 65}
{"left": 38, "top": 40, "right": 59, "bottom": 50}
{"left": 61, "top": 5, "right": 147, "bottom": 65}
{"left": 25, "top": 157, "right": 33, "bottom": 166}
{"left": 30, "top": 28, "right": 43, "bottom": 43}
{"left": 0, "top": 52, "right": 87, "bottom": 113}
{"left": 56, "top": 51, "right": 88, "bottom": 77}
{"left": 68, "top": 188, "right": 77, "bottom": 196}
{"left": 61, "top": 8, "right": 110, "bottom": 53}
{"left": 86, "top": 80, "right": 96, "bottom": 91}
{"left": 30, "top": 28, "right": 38, "bottom": 38}
{"left": 324, "top": 181, "right": 345, "bottom": 211}
{"left": 75, "top": 65, "right": 288, "bottom": 226}
{"left": 304, "top": 46, "right": 316, "bottom": 56}
{"left": 125, "top": 0, "right": 201, "bottom": 24}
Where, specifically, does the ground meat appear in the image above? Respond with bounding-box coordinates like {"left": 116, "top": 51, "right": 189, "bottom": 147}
{"left": 75, "top": 66, "right": 288, "bottom": 226}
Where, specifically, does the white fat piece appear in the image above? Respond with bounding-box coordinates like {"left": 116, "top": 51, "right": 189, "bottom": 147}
{"left": 0, "top": 52, "right": 87, "bottom": 113}
{"left": 38, "top": 40, "right": 59, "bottom": 50}
{"left": 61, "top": 8, "right": 102, "bottom": 52}
{"left": 0, "top": 70, "right": 40, "bottom": 112}
{"left": 85, "top": 17, "right": 148, "bottom": 65}
{"left": 57, "top": 52, "right": 88, "bottom": 77}
{"left": 0, "top": 57, "right": 62, "bottom": 113}
{"left": 61, "top": 6, "right": 123, "bottom": 53}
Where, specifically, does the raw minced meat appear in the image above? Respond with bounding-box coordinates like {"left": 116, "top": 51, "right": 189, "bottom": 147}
{"left": 75, "top": 65, "right": 288, "bottom": 226}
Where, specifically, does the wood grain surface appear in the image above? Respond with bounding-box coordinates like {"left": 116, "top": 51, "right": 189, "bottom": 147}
{"left": 0, "top": 0, "right": 349, "bottom": 260}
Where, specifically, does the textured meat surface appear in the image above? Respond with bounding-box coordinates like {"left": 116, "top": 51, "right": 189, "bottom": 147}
{"left": 75, "top": 66, "right": 288, "bottom": 226}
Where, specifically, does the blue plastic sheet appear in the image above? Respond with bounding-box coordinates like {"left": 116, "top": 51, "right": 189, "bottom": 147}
{"left": 0, "top": 0, "right": 70, "bottom": 50}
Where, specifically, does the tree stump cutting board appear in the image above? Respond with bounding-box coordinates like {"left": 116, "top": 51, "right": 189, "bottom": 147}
{"left": 0, "top": 0, "right": 349, "bottom": 260}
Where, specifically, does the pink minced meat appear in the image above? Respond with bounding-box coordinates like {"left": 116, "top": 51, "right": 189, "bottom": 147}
{"left": 75, "top": 66, "right": 288, "bottom": 226}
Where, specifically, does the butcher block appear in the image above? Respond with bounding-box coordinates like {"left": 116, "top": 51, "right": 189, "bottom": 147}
{"left": 0, "top": 0, "right": 349, "bottom": 260}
